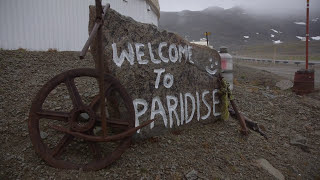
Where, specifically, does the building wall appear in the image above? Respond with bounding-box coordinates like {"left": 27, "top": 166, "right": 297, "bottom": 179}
{"left": 0, "top": 0, "right": 159, "bottom": 51}
{"left": 99, "top": 0, "right": 159, "bottom": 26}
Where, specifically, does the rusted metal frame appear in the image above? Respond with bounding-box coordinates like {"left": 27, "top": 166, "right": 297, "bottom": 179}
{"left": 28, "top": 68, "right": 136, "bottom": 169}
{"left": 79, "top": 23, "right": 100, "bottom": 59}
{"left": 88, "top": 142, "right": 102, "bottom": 160}
{"left": 36, "top": 110, "right": 69, "bottom": 122}
{"left": 87, "top": 130, "right": 102, "bottom": 159}
{"left": 145, "top": 0, "right": 160, "bottom": 18}
{"left": 229, "top": 108, "right": 268, "bottom": 139}
{"left": 89, "top": 88, "right": 132, "bottom": 129}
{"left": 95, "top": 0, "right": 108, "bottom": 137}
{"left": 51, "top": 134, "right": 74, "bottom": 157}
{"left": 28, "top": 0, "right": 152, "bottom": 169}
{"left": 229, "top": 99, "right": 249, "bottom": 135}
{"left": 65, "top": 77, "right": 84, "bottom": 108}
{"left": 243, "top": 116, "right": 268, "bottom": 139}
{"left": 94, "top": 117, "right": 130, "bottom": 129}
{"left": 50, "top": 119, "right": 155, "bottom": 142}
{"left": 218, "top": 74, "right": 248, "bottom": 135}
{"left": 79, "top": 3, "right": 110, "bottom": 59}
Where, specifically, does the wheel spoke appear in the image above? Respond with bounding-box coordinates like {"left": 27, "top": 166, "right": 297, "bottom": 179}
{"left": 51, "top": 134, "right": 74, "bottom": 158}
{"left": 96, "top": 117, "right": 129, "bottom": 129}
{"left": 89, "top": 95, "right": 100, "bottom": 109}
{"left": 65, "top": 78, "right": 83, "bottom": 108}
{"left": 87, "top": 131, "right": 102, "bottom": 159}
{"left": 89, "top": 82, "right": 112, "bottom": 109}
{"left": 36, "top": 110, "right": 69, "bottom": 122}
{"left": 88, "top": 142, "right": 102, "bottom": 160}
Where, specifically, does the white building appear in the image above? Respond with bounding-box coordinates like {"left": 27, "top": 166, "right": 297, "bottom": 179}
{"left": 191, "top": 38, "right": 213, "bottom": 49}
{"left": 0, "top": 0, "right": 160, "bottom": 51}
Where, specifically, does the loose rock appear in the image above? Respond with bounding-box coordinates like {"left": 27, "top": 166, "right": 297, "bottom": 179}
{"left": 276, "top": 80, "right": 293, "bottom": 90}
{"left": 256, "top": 158, "right": 285, "bottom": 180}
{"left": 290, "top": 134, "right": 310, "bottom": 152}
{"left": 185, "top": 169, "right": 198, "bottom": 180}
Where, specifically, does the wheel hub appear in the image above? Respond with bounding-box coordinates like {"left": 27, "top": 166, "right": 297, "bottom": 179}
{"left": 69, "top": 107, "right": 96, "bottom": 132}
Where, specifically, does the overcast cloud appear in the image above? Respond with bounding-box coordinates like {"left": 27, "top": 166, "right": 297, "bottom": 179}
{"left": 159, "top": 0, "right": 320, "bottom": 15}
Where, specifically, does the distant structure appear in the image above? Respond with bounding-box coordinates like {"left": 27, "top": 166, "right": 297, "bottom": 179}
{"left": 191, "top": 38, "right": 213, "bottom": 49}
{"left": 0, "top": 0, "right": 160, "bottom": 51}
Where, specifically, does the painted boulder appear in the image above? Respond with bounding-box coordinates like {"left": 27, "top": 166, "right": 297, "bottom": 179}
{"left": 89, "top": 7, "right": 222, "bottom": 136}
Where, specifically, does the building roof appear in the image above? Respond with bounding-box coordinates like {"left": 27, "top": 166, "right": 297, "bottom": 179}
{"left": 146, "top": 0, "right": 160, "bottom": 19}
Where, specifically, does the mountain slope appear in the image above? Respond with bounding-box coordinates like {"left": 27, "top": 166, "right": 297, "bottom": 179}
{"left": 159, "top": 6, "right": 320, "bottom": 50}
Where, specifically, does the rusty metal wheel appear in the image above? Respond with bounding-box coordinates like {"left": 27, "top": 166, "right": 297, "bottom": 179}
{"left": 28, "top": 68, "right": 135, "bottom": 170}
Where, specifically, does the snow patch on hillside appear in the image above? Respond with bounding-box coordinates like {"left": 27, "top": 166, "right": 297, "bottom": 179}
{"left": 243, "top": 36, "right": 249, "bottom": 39}
{"left": 273, "top": 40, "right": 283, "bottom": 44}
{"left": 271, "top": 34, "right": 275, "bottom": 38}
{"left": 296, "top": 36, "right": 305, "bottom": 41}
{"left": 311, "top": 36, "right": 320, "bottom": 40}
{"left": 271, "top": 29, "right": 279, "bottom": 33}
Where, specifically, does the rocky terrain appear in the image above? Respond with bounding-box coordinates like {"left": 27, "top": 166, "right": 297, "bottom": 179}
{"left": 0, "top": 50, "right": 320, "bottom": 179}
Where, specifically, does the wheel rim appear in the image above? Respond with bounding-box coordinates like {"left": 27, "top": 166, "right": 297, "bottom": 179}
{"left": 28, "top": 68, "right": 135, "bottom": 170}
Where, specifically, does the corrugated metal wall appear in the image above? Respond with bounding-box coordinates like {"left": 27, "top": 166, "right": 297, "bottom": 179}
{"left": 0, "top": 0, "right": 159, "bottom": 51}
{"left": 100, "top": 0, "right": 158, "bottom": 26}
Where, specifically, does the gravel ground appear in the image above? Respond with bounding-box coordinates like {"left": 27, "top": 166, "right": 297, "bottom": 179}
{"left": 0, "top": 50, "right": 319, "bottom": 179}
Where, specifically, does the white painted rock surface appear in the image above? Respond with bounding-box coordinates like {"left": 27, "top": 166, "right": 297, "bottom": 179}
{"left": 89, "top": 7, "right": 222, "bottom": 136}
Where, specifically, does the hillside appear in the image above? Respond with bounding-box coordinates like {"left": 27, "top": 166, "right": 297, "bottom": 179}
{"left": 159, "top": 6, "right": 320, "bottom": 50}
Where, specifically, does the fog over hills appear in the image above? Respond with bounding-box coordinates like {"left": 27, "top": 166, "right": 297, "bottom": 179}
{"left": 159, "top": 6, "right": 320, "bottom": 50}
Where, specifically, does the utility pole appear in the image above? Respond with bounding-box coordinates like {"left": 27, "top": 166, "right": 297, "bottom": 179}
{"left": 292, "top": 0, "right": 314, "bottom": 95}
{"left": 204, "top": 32, "right": 211, "bottom": 46}
{"left": 273, "top": 45, "right": 277, "bottom": 64}
{"left": 306, "top": 0, "right": 310, "bottom": 69}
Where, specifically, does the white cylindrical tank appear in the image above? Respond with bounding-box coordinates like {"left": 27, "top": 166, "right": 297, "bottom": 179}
{"left": 219, "top": 47, "right": 233, "bottom": 90}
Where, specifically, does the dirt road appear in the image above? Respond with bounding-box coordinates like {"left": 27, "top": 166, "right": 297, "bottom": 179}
{"left": 235, "top": 60, "right": 320, "bottom": 88}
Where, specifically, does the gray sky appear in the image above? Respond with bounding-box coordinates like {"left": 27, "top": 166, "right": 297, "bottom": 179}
{"left": 159, "top": 0, "right": 320, "bottom": 15}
